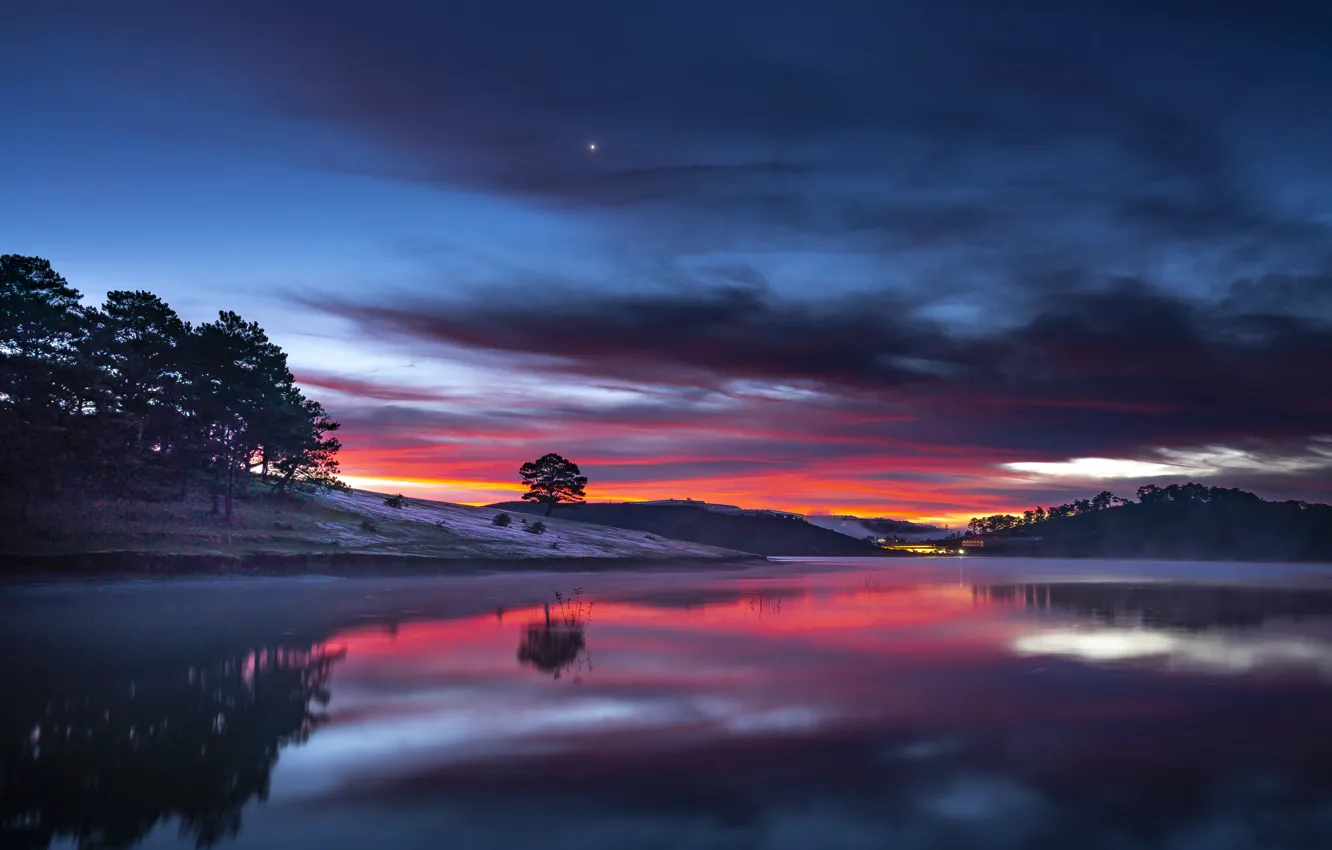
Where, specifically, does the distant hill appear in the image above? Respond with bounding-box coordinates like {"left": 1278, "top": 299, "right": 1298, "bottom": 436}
{"left": 632, "top": 498, "right": 801, "bottom": 518}
{"left": 491, "top": 502, "right": 883, "bottom": 556}
{"left": 971, "top": 492, "right": 1332, "bottom": 561}
{"left": 806, "top": 515, "right": 943, "bottom": 542}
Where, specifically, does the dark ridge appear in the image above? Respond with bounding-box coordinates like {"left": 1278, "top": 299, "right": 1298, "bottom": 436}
{"left": 974, "top": 496, "right": 1332, "bottom": 562}
{"left": 857, "top": 518, "right": 942, "bottom": 535}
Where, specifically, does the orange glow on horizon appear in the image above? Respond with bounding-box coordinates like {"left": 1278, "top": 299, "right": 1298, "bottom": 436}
{"left": 331, "top": 438, "right": 1040, "bottom": 526}
{"left": 342, "top": 475, "right": 1003, "bottom": 525}
{"left": 335, "top": 470, "right": 992, "bottom": 526}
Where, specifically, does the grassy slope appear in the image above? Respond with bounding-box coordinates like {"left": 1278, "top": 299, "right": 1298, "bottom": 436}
{"left": 492, "top": 501, "right": 883, "bottom": 556}
{"left": 1, "top": 489, "right": 750, "bottom": 560}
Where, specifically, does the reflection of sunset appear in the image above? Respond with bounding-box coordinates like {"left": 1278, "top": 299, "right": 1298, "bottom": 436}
{"left": 332, "top": 583, "right": 998, "bottom": 667}
{"left": 320, "top": 582, "right": 1017, "bottom": 736}
{"left": 284, "top": 572, "right": 1332, "bottom": 820}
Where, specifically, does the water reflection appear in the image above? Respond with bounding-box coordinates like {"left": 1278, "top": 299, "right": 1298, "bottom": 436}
{"left": 1, "top": 643, "right": 343, "bottom": 849}
{"left": 745, "top": 594, "right": 784, "bottom": 617}
{"left": 517, "top": 591, "right": 594, "bottom": 680}
{"left": 3, "top": 565, "right": 1332, "bottom": 849}
{"left": 981, "top": 582, "right": 1332, "bottom": 628}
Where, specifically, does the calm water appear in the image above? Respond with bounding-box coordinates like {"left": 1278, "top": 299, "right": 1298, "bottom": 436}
{"left": 5, "top": 558, "right": 1332, "bottom": 849}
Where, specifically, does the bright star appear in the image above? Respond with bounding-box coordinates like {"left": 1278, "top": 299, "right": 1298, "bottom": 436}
{"left": 588, "top": 142, "right": 597, "bottom": 151}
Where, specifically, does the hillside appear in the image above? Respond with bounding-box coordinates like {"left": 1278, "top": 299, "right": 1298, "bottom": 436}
{"left": 974, "top": 497, "right": 1332, "bottom": 561}
{"left": 492, "top": 501, "right": 885, "bottom": 556}
{"left": 806, "top": 514, "right": 943, "bottom": 542}
{"left": 2, "top": 489, "right": 749, "bottom": 562}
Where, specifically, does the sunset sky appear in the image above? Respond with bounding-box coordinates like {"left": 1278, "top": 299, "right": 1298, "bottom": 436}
{"left": 4, "top": 1, "right": 1331, "bottom": 524}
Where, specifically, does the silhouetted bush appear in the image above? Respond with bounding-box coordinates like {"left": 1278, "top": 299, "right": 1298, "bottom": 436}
{"left": 360, "top": 518, "right": 377, "bottom": 533}
{"left": 383, "top": 494, "right": 404, "bottom": 508}
{"left": 492, "top": 512, "right": 512, "bottom": 527}
{"left": 525, "top": 520, "right": 547, "bottom": 534}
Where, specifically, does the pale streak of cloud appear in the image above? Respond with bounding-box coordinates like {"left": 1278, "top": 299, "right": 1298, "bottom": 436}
{"left": 1002, "top": 457, "right": 1195, "bottom": 480}
{"left": 1003, "top": 442, "right": 1332, "bottom": 482}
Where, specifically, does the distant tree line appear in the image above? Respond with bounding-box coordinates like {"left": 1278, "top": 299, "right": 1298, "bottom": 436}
{"left": 1, "top": 255, "right": 343, "bottom": 522}
{"left": 968, "top": 490, "right": 1125, "bottom": 534}
{"left": 1134, "top": 482, "right": 1268, "bottom": 506}
{"left": 966, "top": 483, "right": 1307, "bottom": 535}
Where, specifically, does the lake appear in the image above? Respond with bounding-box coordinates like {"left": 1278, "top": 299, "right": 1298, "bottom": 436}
{"left": 5, "top": 557, "right": 1332, "bottom": 849}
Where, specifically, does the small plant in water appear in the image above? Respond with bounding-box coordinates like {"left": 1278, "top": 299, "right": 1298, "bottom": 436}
{"left": 517, "top": 588, "right": 595, "bottom": 680}
{"left": 553, "top": 588, "right": 594, "bottom": 630}
{"left": 492, "top": 512, "right": 512, "bottom": 527}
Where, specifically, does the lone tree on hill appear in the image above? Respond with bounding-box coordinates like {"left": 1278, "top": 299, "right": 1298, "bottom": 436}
{"left": 519, "top": 453, "right": 587, "bottom": 516}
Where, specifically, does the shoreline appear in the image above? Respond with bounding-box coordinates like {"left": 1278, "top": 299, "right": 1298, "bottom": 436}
{"left": 0, "top": 549, "right": 770, "bottom": 582}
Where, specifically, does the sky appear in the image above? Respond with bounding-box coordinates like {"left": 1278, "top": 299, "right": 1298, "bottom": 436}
{"left": 3, "top": 0, "right": 1331, "bottom": 524}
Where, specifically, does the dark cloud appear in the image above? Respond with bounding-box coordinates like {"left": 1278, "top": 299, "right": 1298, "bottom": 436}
{"left": 12, "top": 0, "right": 1332, "bottom": 266}
{"left": 321, "top": 284, "right": 950, "bottom": 389}
{"left": 315, "top": 276, "right": 1332, "bottom": 461}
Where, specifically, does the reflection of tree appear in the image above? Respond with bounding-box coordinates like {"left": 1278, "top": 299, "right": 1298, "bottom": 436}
{"left": 746, "top": 595, "right": 783, "bottom": 617}
{"left": 517, "top": 621, "right": 587, "bottom": 678}
{"left": 0, "top": 643, "right": 345, "bottom": 849}
{"left": 517, "top": 591, "right": 592, "bottom": 680}
{"left": 976, "top": 583, "right": 1332, "bottom": 630}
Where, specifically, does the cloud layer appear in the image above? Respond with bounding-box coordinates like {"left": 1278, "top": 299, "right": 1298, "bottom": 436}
{"left": 7, "top": 0, "right": 1332, "bottom": 517}
{"left": 305, "top": 277, "right": 1332, "bottom": 519}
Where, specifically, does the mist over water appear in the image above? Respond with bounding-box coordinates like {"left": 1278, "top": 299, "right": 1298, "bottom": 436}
{"left": 5, "top": 558, "right": 1332, "bottom": 849}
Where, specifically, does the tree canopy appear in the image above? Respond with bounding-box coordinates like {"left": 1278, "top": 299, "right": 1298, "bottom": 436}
{"left": 519, "top": 453, "right": 588, "bottom": 516}
{"left": 0, "top": 254, "right": 343, "bottom": 522}
{"left": 968, "top": 490, "right": 1126, "bottom": 534}
{"left": 966, "top": 483, "right": 1313, "bottom": 537}
{"left": 964, "top": 483, "right": 1331, "bottom": 560}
